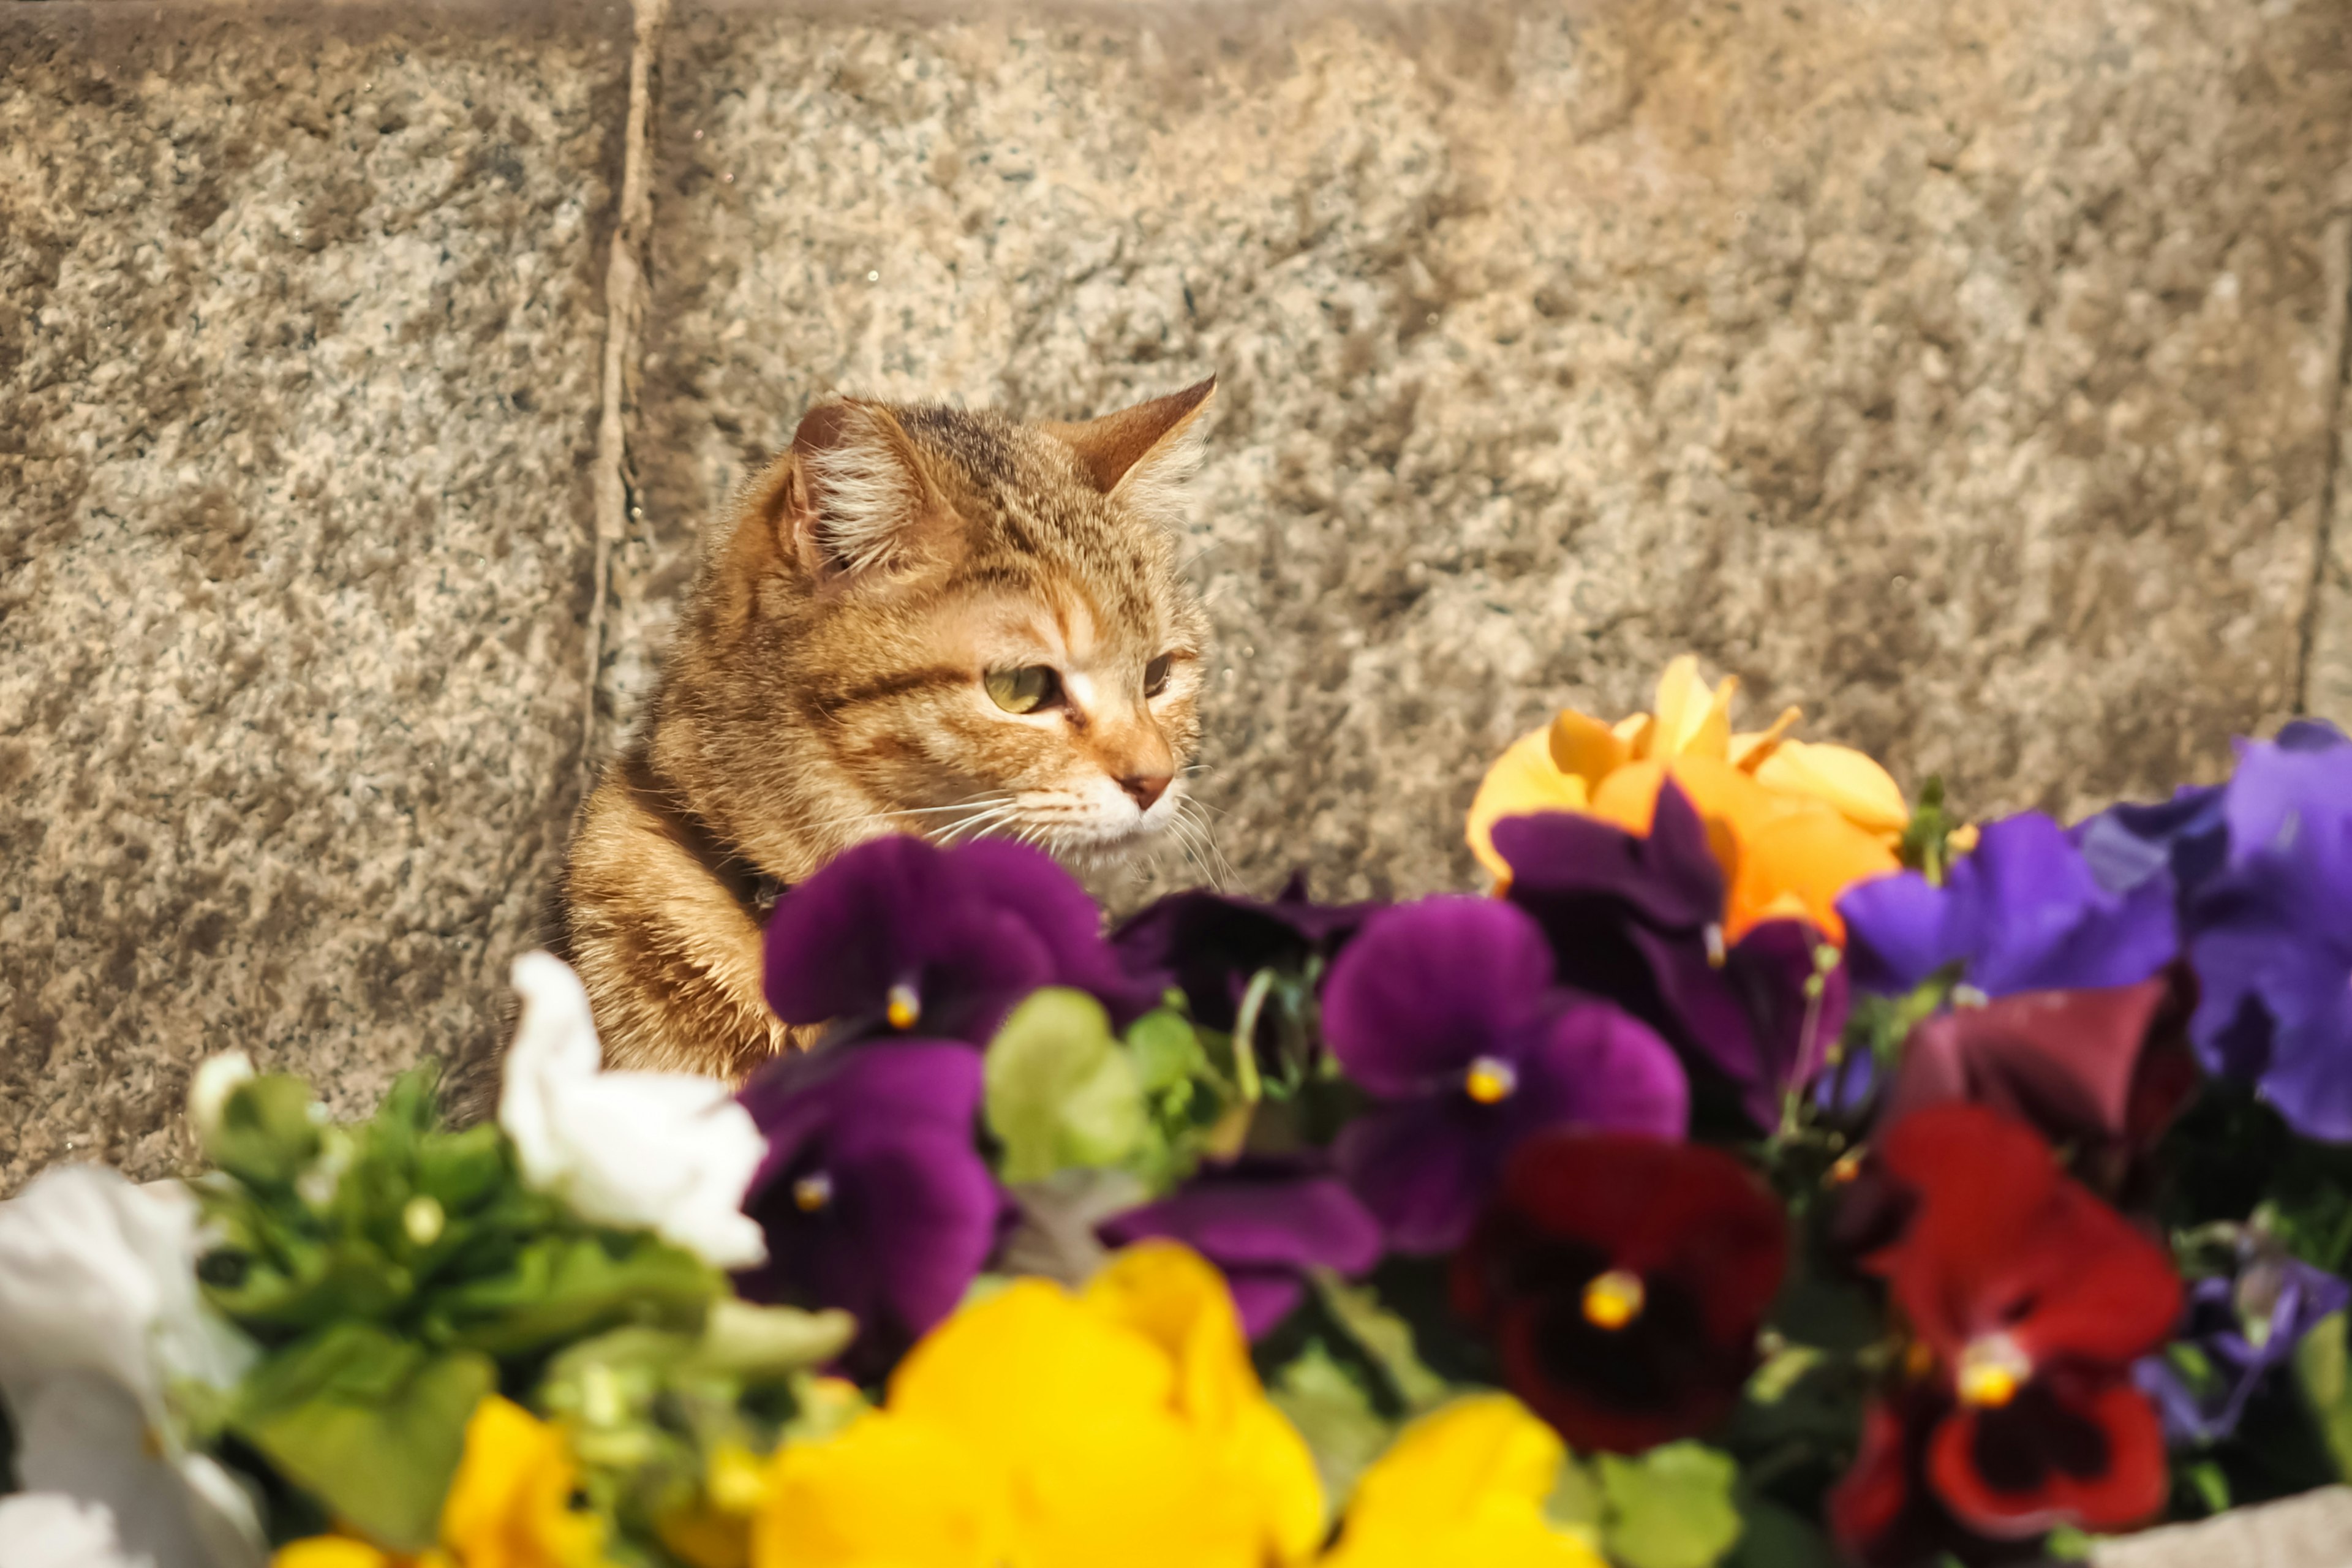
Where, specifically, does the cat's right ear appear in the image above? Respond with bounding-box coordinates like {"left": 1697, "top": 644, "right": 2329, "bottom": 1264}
{"left": 772, "top": 400, "right": 957, "bottom": 587}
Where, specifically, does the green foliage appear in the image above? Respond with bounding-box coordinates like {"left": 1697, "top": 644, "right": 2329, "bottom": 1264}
{"left": 1268, "top": 1342, "right": 1397, "bottom": 1506}
{"left": 2294, "top": 1310, "right": 2352, "bottom": 1483}
{"left": 1896, "top": 775, "right": 1960, "bottom": 883}
{"left": 228, "top": 1322, "right": 494, "bottom": 1552}
{"left": 984, "top": 989, "right": 1150, "bottom": 1183}
{"left": 192, "top": 1062, "right": 736, "bottom": 1552}
{"left": 1599, "top": 1443, "right": 1747, "bottom": 1568}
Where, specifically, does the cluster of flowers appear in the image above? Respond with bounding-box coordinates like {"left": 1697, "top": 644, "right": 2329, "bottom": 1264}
{"left": 4, "top": 657, "right": 2351, "bottom": 1568}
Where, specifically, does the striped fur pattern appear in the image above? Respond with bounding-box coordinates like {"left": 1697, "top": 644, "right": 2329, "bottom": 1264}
{"left": 556, "top": 380, "right": 1216, "bottom": 1077}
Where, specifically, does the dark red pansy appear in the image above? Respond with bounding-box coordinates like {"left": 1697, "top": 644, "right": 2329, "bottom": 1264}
{"left": 1831, "top": 1104, "right": 2180, "bottom": 1559}
{"left": 1452, "top": 1129, "right": 1787, "bottom": 1453}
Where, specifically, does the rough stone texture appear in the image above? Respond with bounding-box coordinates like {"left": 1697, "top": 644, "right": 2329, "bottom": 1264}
{"left": 2307, "top": 206, "right": 2352, "bottom": 733}
{"left": 629, "top": 0, "right": 2352, "bottom": 913}
{"left": 0, "top": 3, "right": 628, "bottom": 1189}
{"left": 2094, "top": 1486, "right": 2352, "bottom": 1568}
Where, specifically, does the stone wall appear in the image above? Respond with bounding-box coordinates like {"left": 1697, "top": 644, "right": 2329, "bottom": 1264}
{"left": 4, "top": 0, "right": 2351, "bottom": 1193}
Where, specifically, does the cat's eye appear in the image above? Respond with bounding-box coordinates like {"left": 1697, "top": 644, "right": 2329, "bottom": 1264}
{"left": 1144, "top": 654, "right": 1173, "bottom": 698}
{"left": 985, "top": 665, "right": 1061, "bottom": 715}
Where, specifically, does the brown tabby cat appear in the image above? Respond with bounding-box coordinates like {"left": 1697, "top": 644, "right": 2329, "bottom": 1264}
{"left": 555, "top": 380, "right": 1216, "bottom": 1077}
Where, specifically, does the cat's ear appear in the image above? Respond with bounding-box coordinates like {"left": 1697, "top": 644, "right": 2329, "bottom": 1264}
{"left": 1044, "top": 376, "right": 1216, "bottom": 525}
{"left": 779, "top": 399, "right": 958, "bottom": 584}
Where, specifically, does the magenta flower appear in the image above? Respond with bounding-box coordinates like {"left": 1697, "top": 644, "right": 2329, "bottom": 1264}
{"left": 735, "top": 1042, "right": 1006, "bottom": 1375}
{"left": 1321, "top": 897, "right": 1687, "bottom": 1253}
{"left": 1098, "top": 1158, "right": 1384, "bottom": 1337}
{"left": 761, "top": 835, "right": 1152, "bottom": 1046}
{"left": 1491, "top": 786, "right": 1844, "bottom": 1130}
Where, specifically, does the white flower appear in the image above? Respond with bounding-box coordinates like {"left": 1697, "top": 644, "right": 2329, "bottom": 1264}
{"left": 0, "top": 1169, "right": 264, "bottom": 1568}
{"left": 184, "top": 1052, "right": 254, "bottom": 1150}
{"left": 499, "top": 952, "right": 769, "bottom": 1270}
{"left": 0, "top": 1493, "right": 155, "bottom": 1568}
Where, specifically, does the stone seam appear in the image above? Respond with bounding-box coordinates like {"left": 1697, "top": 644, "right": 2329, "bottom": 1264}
{"left": 584, "top": 0, "right": 670, "bottom": 794}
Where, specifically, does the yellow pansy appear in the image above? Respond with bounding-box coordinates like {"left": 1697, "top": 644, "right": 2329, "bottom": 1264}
{"left": 1466, "top": 655, "right": 1905, "bottom": 940}
{"left": 272, "top": 1397, "right": 609, "bottom": 1568}
{"left": 1321, "top": 1395, "right": 1604, "bottom": 1568}
{"left": 752, "top": 1242, "right": 1325, "bottom": 1568}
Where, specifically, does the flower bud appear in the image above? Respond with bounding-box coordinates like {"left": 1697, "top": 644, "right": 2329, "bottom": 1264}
{"left": 186, "top": 1052, "right": 255, "bottom": 1151}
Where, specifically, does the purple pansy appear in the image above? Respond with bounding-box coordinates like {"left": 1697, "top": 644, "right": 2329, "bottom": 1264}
{"left": 2135, "top": 1251, "right": 2352, "bottom": 1446}
{"left": 1097, "top": 1158, "right": 1384, "bottom": 1337}
{"left": 735, "top": 1042, "right": 1006, "bottom": 1376}
{"left": 1320, "top": 896, "right": 1687, "bottom": 1253}
{"left": 1111, "top": 873, "right": 1376, "bottom": 1041}
{"left": 2178, "top": 728, "right": 2352, "bottom": 1139}
{"left": 762, "top": 834, "right": 1152, "bottom": 1046}
{"left": 1491, "top": 785, "right": 1845, "bottom": 1131}
{"left": 1835, "top": 812, "right": 2177, "bottom": 1000}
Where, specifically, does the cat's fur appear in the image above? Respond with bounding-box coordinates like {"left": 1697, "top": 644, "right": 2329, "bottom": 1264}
{"left": 555, "top": 380, "right": 1216, "bottom": 1076}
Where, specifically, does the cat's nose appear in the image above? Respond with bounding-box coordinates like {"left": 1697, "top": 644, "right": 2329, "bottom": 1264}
{"left": 1118, "top": 773, "right": 1172, "bottom": 811}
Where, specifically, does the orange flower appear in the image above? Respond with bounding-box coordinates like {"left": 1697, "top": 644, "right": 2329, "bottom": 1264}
{"left": 1467, "top": 658, "right": 1904, "bottom": 941}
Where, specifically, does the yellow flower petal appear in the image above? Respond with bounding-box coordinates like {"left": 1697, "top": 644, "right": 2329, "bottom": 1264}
{"left": 440, "top": 1396, "right": 611, "bottom": 1568}
{"left": 1545, "top": 708, "right": 1629, "bottom": 788}
{"left": 1649, "top": 657, "right": 1735, "bottom": 761}
{"left": 1466, "top": 728, "right": 1589, "bottom": 884}
{"left": 1083, "top": 1242, "right": 1255, "bottom": 1431}
{"left": 272, "top": 1542, "right": 402, "bottom": 1568}
{"left": 1753, "top": 740, "right": 1909, "bottom": 838}
{"left": 1322, "top": 1396, "right": 1604, "bottom": 1568}
{"left": 755, "top": 1412, "right": 1012, "bottom": 1568}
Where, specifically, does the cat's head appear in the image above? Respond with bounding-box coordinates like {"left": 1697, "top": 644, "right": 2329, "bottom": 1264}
{"left": 671, "top": 380, "right": 1216, "bottom": 875}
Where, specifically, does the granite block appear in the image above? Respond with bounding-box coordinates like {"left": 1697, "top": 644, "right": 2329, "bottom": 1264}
{"left": 0, "top": 2, "right": 628, "bottom": 1188}
{"left": 629, "top": 0, "right": 2352, "bottom": 913}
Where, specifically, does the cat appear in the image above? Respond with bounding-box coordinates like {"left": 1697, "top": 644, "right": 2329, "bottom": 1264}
{"left": 554, "top": 379, "right": 1216, "bottom": 1077}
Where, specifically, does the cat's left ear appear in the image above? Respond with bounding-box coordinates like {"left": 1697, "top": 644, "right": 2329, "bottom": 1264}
{"left": 1044, "top": 376, "right": 1216, "bottom": 526}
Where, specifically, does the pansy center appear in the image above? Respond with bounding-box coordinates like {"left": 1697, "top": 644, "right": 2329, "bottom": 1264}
{"left": 1703, "top": 922, "right": 1728, "bottom": 968}
{"left": 1956, "top": 1333, "right": 2032, "bottom": 1407}
{"left": 792, "top": 1172, "right": 835, "bottom": 1213}
{"left": 1464, "top": 1056, "right": 1518, "bottom": 1104}
{"left": 886, "top": 982, "right": 922, "bottom": 1031}
{"left": 1581, "top": 1269, "right": 1646, "bottom": 1330}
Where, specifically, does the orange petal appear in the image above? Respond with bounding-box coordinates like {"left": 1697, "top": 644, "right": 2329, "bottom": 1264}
{"left": 1547, "top": 707, "right": 1630, "bottom": 787}
{"left": 1466, "top": 728, "right": 1591, "bottom": 885}
{"left": 1728, "top": 706, "right": 1805, "bottom": 772}
{"left": 1586, "top": 756, "right": 1765, "bottom": 891}
{"left": 1753, "top": 741, "right": 1909, "bottom": 839}
{"left": 1651, "top": 657, "right": 1736, "bottom": 761}
{"left": 1728, "top": 807, "right": 1902, "bottom": 943}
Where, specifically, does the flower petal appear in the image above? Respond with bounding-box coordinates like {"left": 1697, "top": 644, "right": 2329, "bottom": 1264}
{"left": 1468, "top": 728, "right": 1591, "bottom": 884}
{"left": 1925, "top": 1380, "right": 2168, "bottom": 1537}
{"left": 1753, "top": 740, "right": 1910, "bottom": 837}
{"left": 1322, "top": 899, "right": 1557, "bottom": 1095}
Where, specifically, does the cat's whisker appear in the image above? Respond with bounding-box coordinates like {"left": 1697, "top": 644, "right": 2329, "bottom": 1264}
{"left": 935, "top": 803, "right": 1025, "bottom": 845}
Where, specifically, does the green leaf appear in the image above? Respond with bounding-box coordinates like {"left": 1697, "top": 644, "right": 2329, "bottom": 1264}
{"left": 984, "top": 989, "right": 1148, "bottom": 1184}
{"left": 1600, "top": 1442, "right": 1746, "bottom": 1568}
{"left": 1311, "top": 1271, "right": 1453, "bottom": 1414}
{"left": 2295, "top": 1309, "right": 2352, "bottom": 1482}
{"left": 230, "top": 1322, "right": 492, "bottom": 1552}
{"left": 209, "top": 1074, "right": 323, "bottom": 1188}
{"left": 1725, "top": 1490, "right": 1836, "bottom": 1568}
{"left": 1126, "top": 1007, "right": 1210, "bottom": 1093}
{"left": 435, "top": 1231, "right": 718, "bottom": 1355}
{"left": 1268, "top": 1342, "right": 1397, "bottom": 1505}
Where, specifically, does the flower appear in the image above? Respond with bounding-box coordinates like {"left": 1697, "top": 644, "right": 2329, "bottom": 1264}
{"left": 734, "top": 1041, "right": 1004, "bottom": 1376}
{"left": 0, "top": 1494, "right": 155, "bottom": 1568}
{"left": 1319, "top": 1395, "right": 1605, "bottom": 1568}
{"left": 763, "top": 835, "right": 1151, "bottom": 1046}
{"left": 1453, "top": 1131, "right": 1788, "bottom": 1453}
{"left": 2176, "top": 727, "right": 2352, "bottom": 1139}
{"left": 186, "top": 1050, "right": 257, "bottom": 1148}
{"left": 1492, "top": 790, "right": 1846, "bottom": 1130}
{"left": 1110, "top": 872, "right": 1375, "bottom": 1041}
{"left": 1098, "top": 1158, "right": 1385, "bottom": 1336}
{"left": 1875, "top": 979, "right": 2197, "bottom": 1172}
{"left": 499, "top": 952, "right": 768, "bottom": 1270}
{"left": 753, "top": 1242, "right": 1326, "bottom": 1568}
{"left": 1320, "top": 897, "right": 1687, "bottom": 1253}
{"left": 0, "top": 1165, "right": 264, "bottom": 1568}
{"left": 1466, "top": 655, "right": 1904, "bottom": 938}
{"left": 2134, "top": 1248, "right": 2352, "bottom": 1446}
{"left": 1833, "top": 1105, "right": 2180, "bottom": 1553}
{"left": 1837, "top": 814, "right": 2177, "bottom": 1000}
{"left": 273, "top": 1396, "right": 610, "bottom": 1568}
